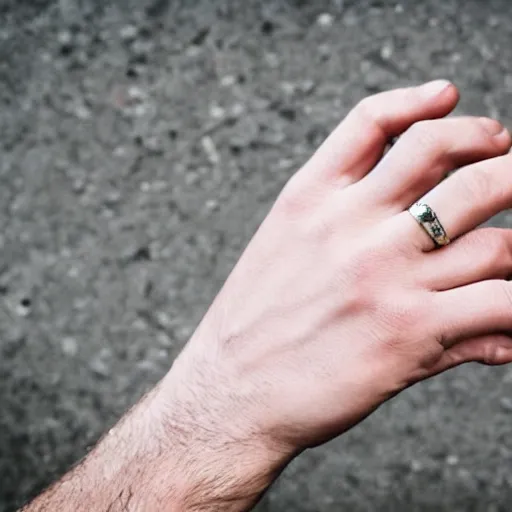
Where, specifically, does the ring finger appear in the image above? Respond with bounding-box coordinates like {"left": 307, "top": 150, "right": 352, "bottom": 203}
{"left": 401, "top": 149, "right": 512, "bottom": 251}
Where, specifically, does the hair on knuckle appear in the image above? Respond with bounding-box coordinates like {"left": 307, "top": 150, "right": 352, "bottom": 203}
{"left": 501, "top": 282, "right": 512, "bottom": 307}
{"left": 491, "top": 236, "right": 511, "bottom": 267}
{"left": 354, "top": 97, "right": 387, "bottom": 140}
{"left": 459, "top": 166, "right": 493, "bottom": 204}
{"left": 408, "top": 120, "right": 440, "bottom": 150}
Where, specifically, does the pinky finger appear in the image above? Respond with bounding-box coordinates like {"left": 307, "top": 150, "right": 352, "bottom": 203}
{"left": 416, "top": 335, "right": 512, "bottom": 382}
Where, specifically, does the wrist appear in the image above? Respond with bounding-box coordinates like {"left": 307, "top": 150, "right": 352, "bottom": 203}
{"left": 156, "top": 346, "right": 294, "bottom": 511}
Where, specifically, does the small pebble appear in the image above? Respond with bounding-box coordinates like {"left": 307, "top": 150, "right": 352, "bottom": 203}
{"left": 277, "top": 158, "right": 294, "bottom": 170}
{"left": 500, "top": 397, "right": 512, "bottom": 412}
{"left": 220, "top": 75, "right": 236, "bottom": 87}
{"left": 205, "top": 198, "right": 220, "bottom": 212}
{"left": 72, "top": 177, "right": 86, "bottom": 194}
{"left": 410, "top": 459, "right": 423, "bottom": 472}
{"left": 230, "top": 103, "right": 245, "bottom": 117}
{"left": 156, "top": 311, "right": 174, "bottom": 328}
{"left": 318, "top": 44, "right": 331, "bottom": 59}
{"left": 505, "top": 75, "right": 512, "bottom": 92}
{"left": 317, "top": 13, "right": 334, "bottom": 28}
{"left": 488, "top": 15, "right": 500, "bottom": 27}
{"left": 41, "top": 51, "right": 52, "bottom": 63}
{"left": 57, "top": 30, "right": 73, "bottom": 47}
{"left": 144, "top": 136, "right": 162, "bottom": 152}
{"left": 344, "top": 13, "right": 357, "bottom": 26}
{"left": 133, "top": 104, "right": 149, "bottom": 117}
{"left": 157, "top": 331, "right": 174, "bottom": 348}
{"left": 68, "top": 266, "right": 80, "bottom": 278}
{"left": 209, "top": 104, "right": 225, "bottom": 119}
{"left": 202, "top": 135, "right": 221, "bottom": 164}
{"left": 280, "top": 81, "right": 295, "bottom": 96}
{"left": 265, "top": 52, "right": 280, "bottom": 68}
{"left": 151, "top": 180, "right": 167, "bottom": 192}
{"left": 3, "top": 329, "right": 26, "bottom": 358}
{"left": 113, "top": 146, "right": 129, "bottom": 157}
{"left": 15, "top": 300, "right": 31, "bottom": 317}
{"left": 131, "top": 40, "right": 155, "bottom": 59}
{"left": 74, "top": 104, "right": 91, "bottom": 120}
{"left": 90, "top": 355, "right": 110, "bottom": 378}
{"left": 128, "top": 86, "right": 146, "bottom": 101}
{"left": 380, "top": 42, "right": 393, "bottom": 60}
{"left": 177, "top": 325, "right": 194, "bottom": 340}
{"left": 61, "top": 337, "right": 78, "bottom": 357}
{"left": 120, "top": 24, "right": 138, "bottom": 42}
{"left": 480, "top": 44, "right": 494, "bottom": 61}
{"left": 299, "top": 79, "right": 316, "bottom": 95}
{"left": 104, "top": 190, "right": 121, "bottom": 204}
{"left": 446, "top": 455, "right": 459, "bottom": 466}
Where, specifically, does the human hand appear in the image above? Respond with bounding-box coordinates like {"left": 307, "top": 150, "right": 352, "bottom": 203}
{"left": 162, "top": 81, "right": 512, "bottom": 509}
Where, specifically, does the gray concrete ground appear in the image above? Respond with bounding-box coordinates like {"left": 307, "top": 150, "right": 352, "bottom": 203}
{"left": 2, "top": 0, "right": 512, "bottom": 510}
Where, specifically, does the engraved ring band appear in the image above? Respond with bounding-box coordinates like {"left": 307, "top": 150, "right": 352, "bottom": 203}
{"left": 408, "top": 202, "right": 451, "bottom": 248}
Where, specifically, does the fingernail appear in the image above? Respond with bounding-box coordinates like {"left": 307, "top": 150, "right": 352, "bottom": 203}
{"left": 495, "top": 345, "right": 512, "bottom": 363}
{"left": 479, "top": 117, "right": 506, "bottom": 137}
{"left": 420, "top": 79, "right": 452, "bottom": 97}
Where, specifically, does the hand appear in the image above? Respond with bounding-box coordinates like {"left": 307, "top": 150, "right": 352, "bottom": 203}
{"left": 26, "top": 81, "right": 512, "bottom": 512}
{"left": 160, "top": 80, "right": 512, "bottom": 509}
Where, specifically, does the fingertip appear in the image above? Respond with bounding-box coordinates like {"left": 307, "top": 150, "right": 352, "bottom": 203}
{"left": 412, "top": 80, "right": 459, "bottom": 119}
{"left": 477, "top": 118, "right": 512, "bottom": 152}
{"left": 420, "top": 79, "right": 453, "bottom": 97}
{"left": 496, "top": 125, "right": 512, "bottom": 149}
{"left": 495, "top": 128, "right": 512, "bottom": 153}
{"left": 426, "top": 79, "right": 459, "bottom": 107}
{"left": 443, "top": 82, "right": 460, "bottom": 106}
{"left": 492, "top": 344, "right": 512, "bottom": 366}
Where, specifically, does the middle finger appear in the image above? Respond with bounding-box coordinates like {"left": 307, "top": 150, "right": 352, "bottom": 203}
{"left": 358, "top": 116, "right": 511, "bottom": 209}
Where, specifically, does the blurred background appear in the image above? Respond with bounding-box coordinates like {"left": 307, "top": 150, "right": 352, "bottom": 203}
{"left": 1, "top": 0, "right": 512, "bottom": 510}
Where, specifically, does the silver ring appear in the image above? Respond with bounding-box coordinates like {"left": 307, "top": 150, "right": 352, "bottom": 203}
{"left": 408, "top": 202, "right": 450, "bottom": 247}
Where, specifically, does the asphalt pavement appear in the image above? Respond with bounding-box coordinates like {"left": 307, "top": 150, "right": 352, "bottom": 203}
{"left": 1, "top": 1, "right": 512, "bottom": 510}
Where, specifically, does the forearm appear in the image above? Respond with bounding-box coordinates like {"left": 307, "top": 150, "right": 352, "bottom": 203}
{"left": 22, "top": 358, "right": 290, "bottom": 512}
{"left": 22, "top": 385, "right": 183, "bottom": 511}
{"left": 23, "top": 81, "right": 509, "bottom": 512}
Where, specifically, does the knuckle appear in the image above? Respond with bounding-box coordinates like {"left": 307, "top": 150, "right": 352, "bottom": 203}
{"left": 355, "top": 87, "right": 415, "bottom": 116}
{"left": 458, "top": 165, "right": 493, "bottom": 203}
{"left": 354, "top": 95, "right": 377, "bottom": 119}
{"left": 406, "top": 120, "right": 441, "bottom": 151}
{"left": 301, "top": 208, "right": 337, "bottom": 244}
{"left": 382, "top": 299, "right": 422, "bottom": 331}
{"left": 481, "top": 230, "right": 512, "bottom": 267}
{"left": 493, "top": 283, "right": 512, "bottom": 332}
{"left": 473, "top": 118, "right": 498, "bottom": 143}
{"left": 352, "top": 96, "right": 386, "bottom": 138}
{"left": 465, "top": 229, "right": 508, "bottom": 262}
{"left": 374, "top": 296, "right": 428, "bottom": 352}
{"left": 482, "top": 340, "right": 500, "bottom": 366}
{"left": 500, "top": 282, "right": 512, "bottom": 310}
{"left": 276, "top": 174, "right": 309, "bottom": 216}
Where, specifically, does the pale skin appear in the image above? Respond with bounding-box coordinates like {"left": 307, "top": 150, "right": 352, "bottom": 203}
{"left": 23, "top": 80, "right": 512, "bottom": 511}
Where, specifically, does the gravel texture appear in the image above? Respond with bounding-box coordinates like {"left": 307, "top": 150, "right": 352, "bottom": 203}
{"left": 1, "top": 0, "right": 512, "bottom": 510}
